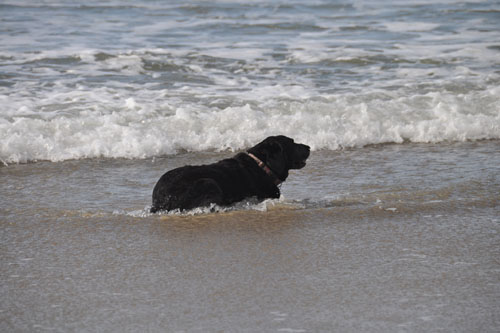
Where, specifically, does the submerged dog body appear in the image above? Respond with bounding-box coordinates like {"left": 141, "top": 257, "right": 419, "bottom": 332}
{"left": 150, "top": 135, "right": 310, "bottom": 213}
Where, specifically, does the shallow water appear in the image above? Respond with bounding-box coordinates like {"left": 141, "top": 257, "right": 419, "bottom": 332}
{"left": 1, "top": 141, "right": 499, "bottom": 332}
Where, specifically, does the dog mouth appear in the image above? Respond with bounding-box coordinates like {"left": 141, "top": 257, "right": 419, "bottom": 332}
{"left": 291, "top": 145, "right": 310, "bottom": 169}
{"left": 292, "top": 159, "right": 307, "bottom": 169}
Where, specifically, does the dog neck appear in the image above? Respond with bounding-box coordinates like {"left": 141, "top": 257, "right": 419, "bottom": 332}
{"left": 246, "top": 152, "right": 282, "bottom": 185}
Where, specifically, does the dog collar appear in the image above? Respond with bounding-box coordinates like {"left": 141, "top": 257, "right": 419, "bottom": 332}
{"left": 246, "top": 152, "right": 282, "bottom": 185}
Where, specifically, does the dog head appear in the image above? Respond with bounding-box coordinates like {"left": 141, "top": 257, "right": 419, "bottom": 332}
{"left": 248, "top": 135, "right": 310, "bottom": 182}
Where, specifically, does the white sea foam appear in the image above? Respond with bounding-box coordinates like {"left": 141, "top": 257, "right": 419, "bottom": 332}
{"left": 1, "top": 84, "right": 499, "bottom": 164}
{"left": 1, "top": 42, "right": 499, "bottom": 165}
{"left": 383, "top": 22, "right": 441, "bottom": 32}
{"left": 117, "top": 196, "right": 299, "bottom": 217}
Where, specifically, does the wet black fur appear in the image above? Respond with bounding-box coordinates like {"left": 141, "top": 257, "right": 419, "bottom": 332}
{"left": 150, "top": 135, "right": 310, "bottom": 213}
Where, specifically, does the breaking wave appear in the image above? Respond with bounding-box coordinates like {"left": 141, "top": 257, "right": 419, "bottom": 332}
{"left": 2, "top": 86, "right": 499, "bottom": 164}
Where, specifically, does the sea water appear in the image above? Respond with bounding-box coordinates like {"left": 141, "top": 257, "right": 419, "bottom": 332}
{"left": 1, "top": 1, "right": 500, "bottom": 332}
{"left": 1, "top": 0, "right": 499, "bottom": 163}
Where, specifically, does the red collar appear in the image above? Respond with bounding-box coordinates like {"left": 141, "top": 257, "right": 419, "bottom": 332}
{"left": 247, "top": 152, "right": 282, "bottom": 185}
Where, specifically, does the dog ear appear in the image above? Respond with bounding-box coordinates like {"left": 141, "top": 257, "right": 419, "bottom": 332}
{"left": 263, "top": 141, "right": 289, "bottom": 181}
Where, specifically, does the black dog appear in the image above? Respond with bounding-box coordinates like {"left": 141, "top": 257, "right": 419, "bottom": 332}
{"left": 150, "top": 135, "right": 310, "bottom": 213}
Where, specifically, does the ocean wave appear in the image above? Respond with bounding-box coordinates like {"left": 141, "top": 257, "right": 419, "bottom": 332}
{"left": 1, "top": 87, "right": 499, "bottom": 164}
{"left": 2, "top": 0, "right": 500, "bottom": 164}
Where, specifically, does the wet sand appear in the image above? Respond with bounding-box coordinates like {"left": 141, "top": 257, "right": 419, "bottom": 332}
{"left": 1, "top": 142, "right": 500, "bottom": 332}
